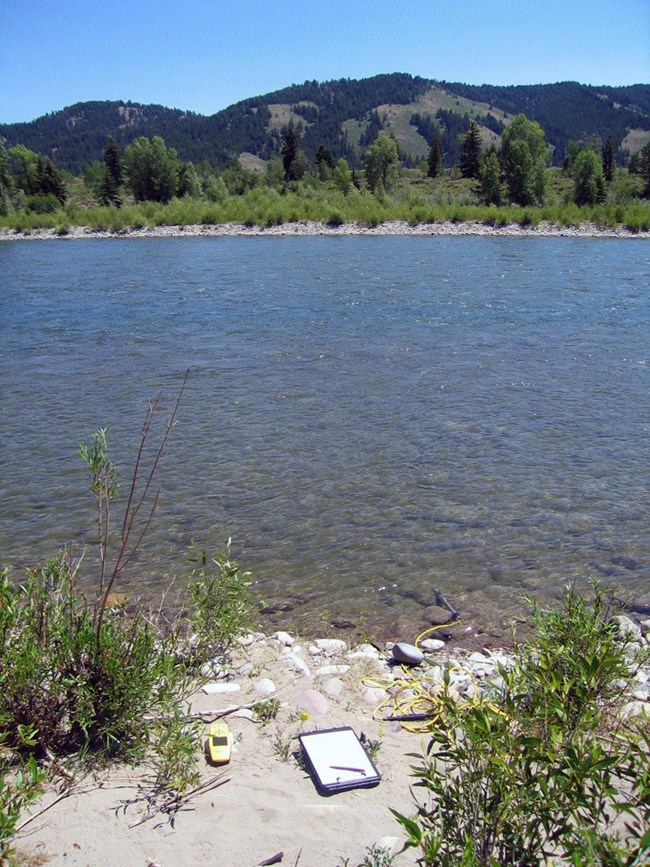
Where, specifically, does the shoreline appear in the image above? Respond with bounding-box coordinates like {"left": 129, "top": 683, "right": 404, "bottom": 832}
{"left": 2, "top": 218, "right": 649, "bottom": 241}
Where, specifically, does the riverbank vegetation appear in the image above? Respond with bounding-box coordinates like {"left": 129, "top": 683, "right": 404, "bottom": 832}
{"left": 1, "top": 112, "right": 650, "bottom": 235}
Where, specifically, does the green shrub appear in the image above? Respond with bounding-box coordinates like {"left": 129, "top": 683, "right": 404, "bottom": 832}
{"left": 186, "top": 539, "right": 261, "bottom": 667}
{"left": 0, "top": 750, "right": 43, "bottom": 861}
{"left": 393, "top": 583, "right": 650, "bottom": 865}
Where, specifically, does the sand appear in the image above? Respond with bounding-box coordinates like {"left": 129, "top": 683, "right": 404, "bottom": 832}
{"left": 13, "top": 620, "right": 650, "bottom": 867}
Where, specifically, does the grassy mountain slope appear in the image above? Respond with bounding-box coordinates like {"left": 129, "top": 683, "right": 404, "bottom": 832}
{"left": 1, "top": 74, "right": 649, "bottom": 174}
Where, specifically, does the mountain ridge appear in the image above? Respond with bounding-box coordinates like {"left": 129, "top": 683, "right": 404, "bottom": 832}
{"left": 2, "top": 73, "right": 649, "bottom": 174}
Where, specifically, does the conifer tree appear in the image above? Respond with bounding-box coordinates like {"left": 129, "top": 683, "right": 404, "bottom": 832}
{"left": 459, "top": 121, "right": 482, "bottom": 179}
{"left": 427, "top": 133, "right": 443, "bottom": 178}
{"left": 281, "top": 122, "right": 304, "bottom": 181}
{"left": 601, "top": 136, "right": 615, "bottom": 183}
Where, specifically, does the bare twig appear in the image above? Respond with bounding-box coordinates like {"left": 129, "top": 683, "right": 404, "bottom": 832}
{"left": 95, "top": 369, "right": 189, "bottom": 641}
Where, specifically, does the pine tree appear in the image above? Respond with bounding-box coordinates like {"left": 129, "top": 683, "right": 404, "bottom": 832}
{"left": 601, "top": 136, "right": 615, "bottom": 183}
{"left": 427, "top": 133, "right": 443, "bottom": 178}
{"left": 459, "top": 121, "right": 482, "bottom": 179}
{"left": 281, "top": 122, "right": 301, "bottom": 181}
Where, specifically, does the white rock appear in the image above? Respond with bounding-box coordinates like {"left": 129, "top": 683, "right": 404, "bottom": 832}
{"left": 612, "top": 615, "right": 643, "bottom": 644}
{"left": 281, "top": 652, "right": 311, "bottom": 677}
{"left": 308, "top": 645, "right": 323, "bottom": 655}
{"left": 468, "top": 652, "right": 489, "bottom": 664}
{"left": 253, "top": 677, "right": 276, "bottom": 697}
{"left": 272, "top": 630, "right": 295, "bottom": 646}
{"left": 201, "top": 682, "right": 241, "bottom": 694}
{"left": 420, "top": 638, "right": 446, "bottom": 653}
{"left": 362, "top": 686, "right": 388, "bottom": 705}
{"left": 313, "top": 638, "right": 347, "bottom": 655}
{"left": 236, "top": 634, "right": 255, "bottom": 647}
{"left": 640, "top": 619, "right": 650, "bottom": 634}
{"left": 321, "top": 676, "right": 345, "bottom": 697}
{"left": 392, "top": 642, "right": 424, "bottom": 666}
{"left": 352, "top": 643, "right": 380, "bottom": 656}
{"left": 317, "top": 664, "right": 350, "bottom": 677}
{"left": 374, "top": 836, "right": 399, "bottom": 854}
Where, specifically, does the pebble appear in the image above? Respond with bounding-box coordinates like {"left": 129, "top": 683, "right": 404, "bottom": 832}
{"left": 200, "top": 660, "right": 229, "bottom": 679}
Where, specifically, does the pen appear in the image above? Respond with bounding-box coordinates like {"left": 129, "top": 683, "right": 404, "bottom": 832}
{"left": 330, "top": 765, "right": 366, "bottom": 775}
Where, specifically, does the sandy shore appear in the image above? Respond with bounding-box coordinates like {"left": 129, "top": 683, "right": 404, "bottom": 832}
{"left": 14, "top": 618, "right": 650, "bottom": 867}
{"left": 1, "top": 219, "right": 649, "bottom": 241}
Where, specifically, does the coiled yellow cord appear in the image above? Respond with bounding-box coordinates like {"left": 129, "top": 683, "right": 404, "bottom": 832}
{"left": 362, "top": 620, "right": 504, "bottom": 732}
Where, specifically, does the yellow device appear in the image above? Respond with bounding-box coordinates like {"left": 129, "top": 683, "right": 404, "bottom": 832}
{"left": 207, "top": 722, "right": 232, "bottom": 765}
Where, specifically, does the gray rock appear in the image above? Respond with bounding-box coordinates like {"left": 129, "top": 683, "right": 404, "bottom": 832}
{"left": 392, "top": 642, "right": 424, "bottom": 666}
{"left": 236, "top": 661, "right": 255, "bottom": 676}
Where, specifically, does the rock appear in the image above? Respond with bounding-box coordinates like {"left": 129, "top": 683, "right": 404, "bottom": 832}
{"left": 420, "top": 638, "right": 446, "bottom": 653}
{"left": 200, "top": 660, "right": 229, "bottom": 679}
{"left": 612, "top": 615, "right": 643, "bottom": 644}
{"left": 272, "top": 630, "right": 295, "bottom": 646}
{"left": 308, "top": 645, "right": 323, "bottom": 655}
{"left": 468, "top": 651, "right": 489, "bottom": 664}
{"left": 313, "top": 638, "right": 347, "bottom": 656}
{"left": 352, "top": 643, "right": 380, "bottom": 656}
{"left": 236, "top": 661, "right": 254, "bottom": 676}
{"left": 392, "top": 642, "right": 424, "bottom": 666}
{"left": 201, "top": 682, "right": 241, "bottom": 694}
{"left": 296, "top": 689, "right": 329, "bottom": 715}
{"left": 374, "top": 836, "right": 399, "bottom": 854}
{"left": 236, "top": 634, "right": 256, "bottom": 647}
{"left": 640, "top": 619, "right": 650, "bottom": 635}
{"left": 362, "top": 686, "right": 388, "bottom": 705}
{"left": 316, "top": 664, "right": 350, "bottom": 677}
{"left": 253, "top": 678, "right": 276, "bottom": 697}
{"left": 621, "top": 700, "right": 649, "bottom": 719}
{"left": 632, "top": 686, "right": 650, "bottom": 701}
{"left": 281, "top": 652, "right": 311, "bottom": 677}
{"left": 321, "top": 677, "right": 345, "bottom": 697}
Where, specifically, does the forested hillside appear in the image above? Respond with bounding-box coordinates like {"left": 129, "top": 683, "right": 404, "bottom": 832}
{"left": 2, "top": 74, "right": 649, "bottom": 174}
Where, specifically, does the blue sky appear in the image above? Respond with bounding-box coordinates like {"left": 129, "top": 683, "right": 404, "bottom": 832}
{"left": 1, "top": 0, "right": 649, "bottom": 124}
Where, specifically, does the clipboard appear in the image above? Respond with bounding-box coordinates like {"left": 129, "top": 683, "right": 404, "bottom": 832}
{"left": 298, "top": 727, "right": 381, "bottom": 794}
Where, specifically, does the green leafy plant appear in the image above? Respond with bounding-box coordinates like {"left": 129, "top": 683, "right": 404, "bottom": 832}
{"left": 252, "top": 699, "right": 281, "bottom": 725}
{"left": 0, "top": 752, "right": 43, "bottom": 861}
{"left": 392, "top": 583, "right": 650, "bottom": 865}
{"left": 186, "top": 539, "right": 261, "bottom": 666}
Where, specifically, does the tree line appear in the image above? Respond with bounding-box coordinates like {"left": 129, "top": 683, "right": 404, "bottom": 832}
{"left": 1, "top": 113, "right": 650, "bottom": 218}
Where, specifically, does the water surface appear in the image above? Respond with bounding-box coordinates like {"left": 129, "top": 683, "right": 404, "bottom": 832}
{"left": 1, "top": 236, "right": 648, "bottom": 640}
